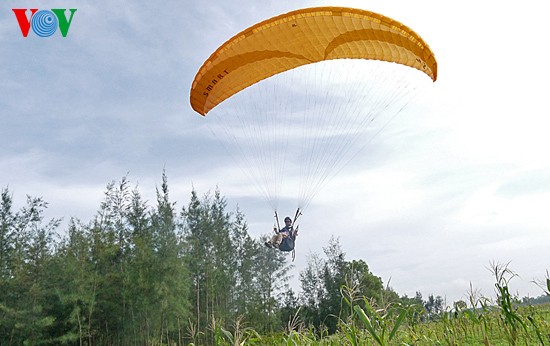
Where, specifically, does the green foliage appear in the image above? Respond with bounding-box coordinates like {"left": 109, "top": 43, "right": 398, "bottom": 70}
{"left": 349, "top": 290, "right": 406, "bottom": 346}
{"left": 181, "top": 186, "right": 292, "bottom": 343}
{"left": 490, "top": 261, "right": 529, "bottom": 345}
{"left": 0, "top": 175, "right": 295, "bottom": 345}
{"left": 2, "top": 179, "right": 550, "bottom": 345}
{"left": 299, "top": 237, "right": 384, "bottom": 335}
{"left": 0, "top": 188, "right": 64, "bottom": 345}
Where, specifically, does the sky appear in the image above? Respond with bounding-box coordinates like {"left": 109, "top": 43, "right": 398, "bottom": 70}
{"left": 1, "top": 0, "right": 549, "bottom": 305}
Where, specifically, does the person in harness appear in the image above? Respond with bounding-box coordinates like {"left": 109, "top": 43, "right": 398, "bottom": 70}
{"left": 265, "top": 216, "right": 298, "bottom": 251}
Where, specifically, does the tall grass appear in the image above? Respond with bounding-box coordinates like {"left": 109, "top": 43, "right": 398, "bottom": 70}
{"left": 187, "top": 264, "right": 550, "bottom": 345}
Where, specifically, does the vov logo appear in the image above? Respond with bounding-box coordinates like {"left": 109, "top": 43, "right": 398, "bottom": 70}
{"left": 13, "top": 9, "right": 77, "bottom": 38}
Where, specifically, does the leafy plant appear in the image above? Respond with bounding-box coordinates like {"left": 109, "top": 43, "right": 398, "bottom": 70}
{"left": 490, "top": 261, "right": 528, "bottom": 345}
{"left": 353, "top": 297, "right": 406, "bottom": 346}
{"left": 532, "top": 269, "right": 550, "bottom": 296}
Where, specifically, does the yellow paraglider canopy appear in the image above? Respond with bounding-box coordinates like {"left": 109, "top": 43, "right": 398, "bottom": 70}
{"left": 190, "top": 6, "right": 437, "bottom": 116}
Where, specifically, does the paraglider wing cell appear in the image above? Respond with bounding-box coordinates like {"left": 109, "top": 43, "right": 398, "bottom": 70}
{"left": 190, "top": 6, "right": 437, "bottom": 116}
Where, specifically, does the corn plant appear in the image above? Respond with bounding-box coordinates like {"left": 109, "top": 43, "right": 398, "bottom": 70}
{"left": 524, "top": 305, "right": 547, "bottom": 345}
{"left": 528, "top": 268, "right": 550, "bottom": 344}
{"left": 463, "top": 281, "right": 492, "bottom": 344}
{"left": 340, "top": 280, "right": 397, "bottom": 346}
{"left": 532, "top": 269, "right": 550, "bottom": 296}
{"left": 187, "top": 318, "right": 204, "bottom": 346}
{"left": 353, "top": 297, "right": 407, "bottom": 346}
{"left": 339, "top": 283, "right": 362, "bottom": 346}
{"left": 210, "top": 315, "right": 260, "bottom": 346}
{"left": 282, "top": 307, "right": 318, "bottom": 346}
{"left": 490, "top": 261, "right": 528, "bottom": 345}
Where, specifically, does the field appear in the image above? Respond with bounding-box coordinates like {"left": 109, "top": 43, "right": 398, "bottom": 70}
{"left": 205, "top": 263, "right": 550, "bottom": 346}
{"left": 206, "top": 302, "right": 550, "bottom": 345}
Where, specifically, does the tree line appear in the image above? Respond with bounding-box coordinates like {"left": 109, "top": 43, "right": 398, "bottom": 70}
{"left": 1, "top": 172, "right": 449, "bottom": 345}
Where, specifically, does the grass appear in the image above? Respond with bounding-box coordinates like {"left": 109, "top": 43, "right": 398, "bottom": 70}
{"left": 202, "top": 263, "right": 550, "bottom": 345}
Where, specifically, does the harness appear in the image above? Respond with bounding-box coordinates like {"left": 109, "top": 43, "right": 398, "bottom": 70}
{"left": 274, "top": 209, "right": 302, "bottom": 261}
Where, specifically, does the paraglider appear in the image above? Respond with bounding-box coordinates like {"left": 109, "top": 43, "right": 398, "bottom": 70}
{"left": 265, "top": 213, "right": 299, "bottom": 260}
{"left": 265, "top": 216, "right": 295, "bottom": 247}
{"left": 189, "top": 6, "right": 437, "bottom": 254}
{"left": 190, "top": 6, "right": 436, "bottom": 116}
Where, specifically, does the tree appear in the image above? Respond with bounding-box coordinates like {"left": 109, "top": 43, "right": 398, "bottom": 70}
{"left": 424, "top": 294, "right": 444, "bottom": 318}
{"left": 181, "top": 188, "right": 237, "bottom": 344}
{"left": 181, "top": 187, "right": 293, "bottom": 340}
{"left": 345, "top": 259, "right": 384, "bottom": 304}
{"left": 300, "top": 252, "right": 325, "bottom": 311}
{"left": 229, "top": 209, "right": 293, "bottom": 331}
{"left": 250, "top": 237, "right": 291, "bottom": 333}
{"left": 54, "top": 218, "right": 98, "bottom": 345}
{"left": 299, "top": 237, "right": 386, "bottom": 335}
{"left": 0, "top": 188, "right": 15, "bottom": 280}
{"left": 0, "top": 189, "right": 63, "bottom": 345}
{"left": 125, "top": 184, "right": 157, "bottom": 343}
{"left": 147, "top": 172, "right": 190, "bottom": 344}
{"left": 87, "top": 177, "right": 134, "bottom": 344}
{"left": 2, "top": 174, "right": 419, "bottom": 344}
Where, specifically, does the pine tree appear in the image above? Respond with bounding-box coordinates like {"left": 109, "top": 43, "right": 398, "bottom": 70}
{"left": 148, "top": 172, "right": 191, "bottom": 344}
{"left": 0, "top": 189, "right": 62, "bottom": 344}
